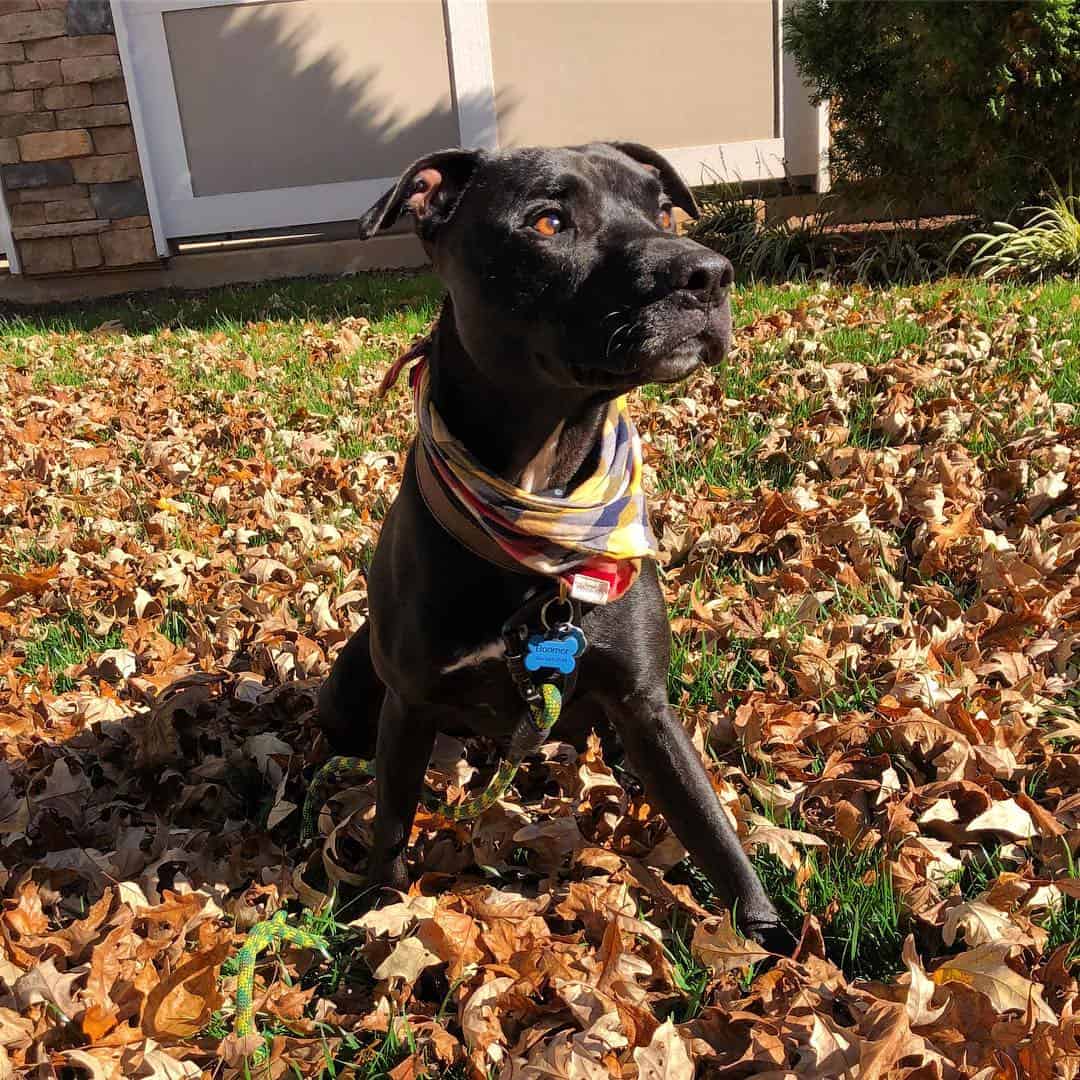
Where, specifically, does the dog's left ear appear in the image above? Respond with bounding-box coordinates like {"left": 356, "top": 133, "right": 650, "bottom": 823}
{"left": 359, "top": 148, "right": 481, "bottom": 239}
{"left": 607, "top": 142, "right": 699, "bottom": 220}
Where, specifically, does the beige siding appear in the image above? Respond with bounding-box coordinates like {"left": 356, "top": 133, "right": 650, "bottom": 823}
{"left": 490, "top": 0, "right": 777, "bottom": 150}
{"left": 163, "top": 0, "right": 458, "bottom": 197}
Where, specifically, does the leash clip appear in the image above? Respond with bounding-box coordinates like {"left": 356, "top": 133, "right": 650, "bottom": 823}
{"left": 502, "top": 622, "right": 545, "bottom": 714}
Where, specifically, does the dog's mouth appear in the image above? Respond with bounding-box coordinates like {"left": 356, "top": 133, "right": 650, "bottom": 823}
{"left": 574, "top": 291, "right": 732, "bottom": 387}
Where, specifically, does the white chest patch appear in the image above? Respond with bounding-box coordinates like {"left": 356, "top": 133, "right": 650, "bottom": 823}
{"left": 441, "top": 639, "right": 507, "bottom": 674}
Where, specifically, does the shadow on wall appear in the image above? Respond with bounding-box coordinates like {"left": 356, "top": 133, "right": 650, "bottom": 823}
{"left": 163, "top": 0, "right": 516, "bottom": 202}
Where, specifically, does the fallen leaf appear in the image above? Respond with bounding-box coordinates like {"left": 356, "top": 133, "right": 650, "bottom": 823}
{"left": 932, "top": 943, "right": 1055, "bottom": 1023}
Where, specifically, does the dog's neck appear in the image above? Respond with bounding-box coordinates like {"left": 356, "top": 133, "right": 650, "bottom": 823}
{"left": 426, "top": 304, "right": 613, "bottom": 492}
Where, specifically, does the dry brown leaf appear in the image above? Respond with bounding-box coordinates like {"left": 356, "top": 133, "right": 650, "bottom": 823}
{"left": 633, "top": 1019, "right": 694, "bottom": 1080}
{"left": 691, "top": 913, "right": 771, "bottom": 973}
{"left": 143, "top": 942, "right": 229, "bottom": 1039}
{"left": 14, "top": 957, "right": 87, "bottom": 1021}
{"left": 931, "top": 943, "right": 1056, "bottom": 1023}
{"left": 372, "top": 934, "right": 443, "bottom": 984}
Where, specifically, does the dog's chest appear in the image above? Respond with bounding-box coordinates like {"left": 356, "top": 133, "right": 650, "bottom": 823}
{"left": 440, "top": 639, "right": 506, "bottom": 674}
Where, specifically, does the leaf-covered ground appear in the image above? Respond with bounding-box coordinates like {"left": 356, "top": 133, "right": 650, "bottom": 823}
{"left": 2, "top": 274, "right": 1080, "bottom": 1079}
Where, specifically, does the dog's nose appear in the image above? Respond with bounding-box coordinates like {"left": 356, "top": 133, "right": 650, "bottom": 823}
{"left": 669, "top": 250, "right": 734, "bottom": 301}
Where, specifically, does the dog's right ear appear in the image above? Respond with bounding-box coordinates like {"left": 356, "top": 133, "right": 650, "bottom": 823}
{"left": 358, "top": 149, "right": 480, "bottom": 240}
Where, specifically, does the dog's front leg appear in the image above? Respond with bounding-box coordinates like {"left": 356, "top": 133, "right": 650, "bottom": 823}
{"left": 368, "top": 689, "right": 438, "bottom": 895}
{"left": 610, "top": 689, "right": 789, "bottom": 950}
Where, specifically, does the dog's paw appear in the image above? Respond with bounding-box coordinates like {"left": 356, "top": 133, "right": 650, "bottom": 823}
{"left": 743, "top": 920, "right": 798, "bottom": 958}
{"left": 366, "top": 857, "right": 410, "bottom": 898}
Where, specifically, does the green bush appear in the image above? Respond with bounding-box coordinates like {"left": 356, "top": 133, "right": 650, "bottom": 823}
{"left": 784, "top": 1, "right": 1080, "bottom": 217}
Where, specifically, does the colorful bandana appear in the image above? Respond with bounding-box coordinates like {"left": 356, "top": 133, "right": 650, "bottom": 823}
{"left": 411, "top": 359, "right": 658, "bottom": 603}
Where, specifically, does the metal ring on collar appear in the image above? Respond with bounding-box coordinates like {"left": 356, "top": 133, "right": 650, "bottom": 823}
{"left": 540, "top": 594, "right": 574, "bottom": 630}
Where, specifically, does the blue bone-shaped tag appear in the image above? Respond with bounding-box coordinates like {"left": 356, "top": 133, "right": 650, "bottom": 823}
{"left": 524, "top": 631, "right": 582, "bottom": 674}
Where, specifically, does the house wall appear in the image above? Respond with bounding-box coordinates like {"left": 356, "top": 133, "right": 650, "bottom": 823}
{"left": 0, "top": 0, "right": 158, "bottom": 274}
{"left": 489, "top": 1, "right": 777, "bottom": 150}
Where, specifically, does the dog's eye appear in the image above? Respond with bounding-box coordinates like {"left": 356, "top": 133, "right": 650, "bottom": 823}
{"left": 531, "top": 212, "right": 564, "bottom": 237}
{"left": 657, "top": 207, "right": 673, "bottom": 231}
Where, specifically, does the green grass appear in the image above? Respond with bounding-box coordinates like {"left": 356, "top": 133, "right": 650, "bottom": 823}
{"left": 0, "top": 271, "right": 445, "bottom": 441}
{"left": 820, "top": 670, "right": 881, "bottom": 716}
{"left": 0, "top": 541, "right": 61, "bottom": 573}
{"left": 755, "top": 844, "right": 905, "bottom": 981}
{"left": 941, "top": 847, "right": 1008, "bottom": 902}
{"left": 160, "top": 603, "right": 191, "bottom": 647}
{"left": 658, "top": 412, "right": 806, "bottom": 495}
{"left": 0, "top": 270, "right": 445, "bottom": 337}
{"left": 669, "top": 634, "right": 766, "bottom": 705}
{"left": 18, "top": 611, "right": 123, "bottom": 692}
{"left": 1043, "top": 843, "right": 1080, "bottom": 965}
{"left": 663, "top": 914, "right": 710, "bottom": 1021}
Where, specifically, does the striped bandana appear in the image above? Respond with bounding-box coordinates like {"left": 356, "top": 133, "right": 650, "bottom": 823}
{"left": 411, "top": 360, "right": 658, "bottom": 603}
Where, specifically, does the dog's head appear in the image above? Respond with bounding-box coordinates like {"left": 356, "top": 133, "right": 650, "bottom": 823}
{"left": 360, "top": 143, "right": 732, "bottom": 390}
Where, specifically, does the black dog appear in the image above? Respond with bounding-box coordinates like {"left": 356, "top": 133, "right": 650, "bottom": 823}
{"left": 318, "top": 142, "right": 786, "bottom": 948}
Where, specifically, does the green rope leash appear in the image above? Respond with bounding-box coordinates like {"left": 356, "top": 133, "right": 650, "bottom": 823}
{"left": 231, "top": 682, "right": 562, "bottom": 1059}
{"left": 232, "top": 909, "right": 331, "bottom": 1062}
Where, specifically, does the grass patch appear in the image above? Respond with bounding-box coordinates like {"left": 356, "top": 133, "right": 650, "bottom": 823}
{"left": 1043, "top": 844, "right": 1080, "bottom": 964}
{"left": 664, "top": 914, "right": 709, "bottom": 1021}
{"left": 658, "top": 413, "right": 803, "bottom": 496}
{"left": 669, "top": 635, "right": 766, "bottom": 705}
{"left": 160, "top": 603, "right": 191, "bottom": 647}
{"left": 18, "top": 611, "right": 123, "bottom": 692}
{"left": 0, "top": 271, "right": 445, "bottom": 337}
{"left": 756, "top": 845, "right": 905, "bottom": 981}
{"left": 820, "top": 670, "right": 881, "bottom": 716}
{"left": 0, "top": 542, "right": 61, "bottom": 573}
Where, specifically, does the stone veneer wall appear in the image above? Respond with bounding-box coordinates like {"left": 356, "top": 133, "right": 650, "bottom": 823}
{"left": 0, "top": 0, "right": 159, "bottom": 274}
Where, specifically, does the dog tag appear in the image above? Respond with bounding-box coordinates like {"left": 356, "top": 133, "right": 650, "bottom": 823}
{"left": 524, "top": 625, "right": 586, "bottom": 675}
{"left": 569, "top": 572, "right": 613, "bottom": 605}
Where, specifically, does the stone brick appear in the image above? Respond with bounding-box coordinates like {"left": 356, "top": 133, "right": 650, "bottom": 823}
{"left": 91, "top": 76, "right": 124, "bottom": 104}
{"left": 0, "top": 66, "right": 11, "bottom": 93}
{"left": 44, "top": 196, "right": 93, "bottom": 222}
{"left": 0, "top": 111, "right": 55, "bottom": 137}
{"left": 17, "top": 128, "right": 92, "bottom": 161}
{"left": 10, "top": 201, "right": 43, "bottom": 226}
{"left": 0, "top": 133, "right": 16, "bottom": 163}
{"left": 13, "top": 217, "right": 107, "bottom": 239}
{"left": 100, "top": 225, "right": 156, "bottom": 266}
{"left": 12, "top": 61, "right": 60, "bottom": 90}
{"left": 71, "top": 232, "right": 101, "bottom": 268}
{"left": 55, "top": 103, "right": 127, "bottom": 128}
{"left": 2, "top": 158, "right": 72, "bottom": 188}
{"left": 25, "top": 34, "right": 115, "bottom": 61}
{"left": 112, "top": 214, "right": 150, "bottom": 229}
{"left": 0, "top": 10, "right": 66, "bottom": 43}
{"left": 90, "top": 124, "right": 133, "bottom": 155}
{"left": 71, "top": 151, "right": 137, "bottom": 182}
{"left": 88, "top": 177, "right": 146, "bottom": 218}
{"left": 19, "top": 236, "right": 73, "bottom": 273}
{"left": 0, "top": 43, "right": 23, "bottom": 63}
{"left": 67, "top": 0, "right": 113, "bottom": 36}
{"left": 41, "top": 81, "right": 90, "bottom": 109}
{"left": 16, "top": 181, "right": 86, "bottom": 202}
{"left": 60, "top": 54, "right": 119, "bottom": 83}
{"left": 0, "top": 90, "right": 34, "bottom": 114}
